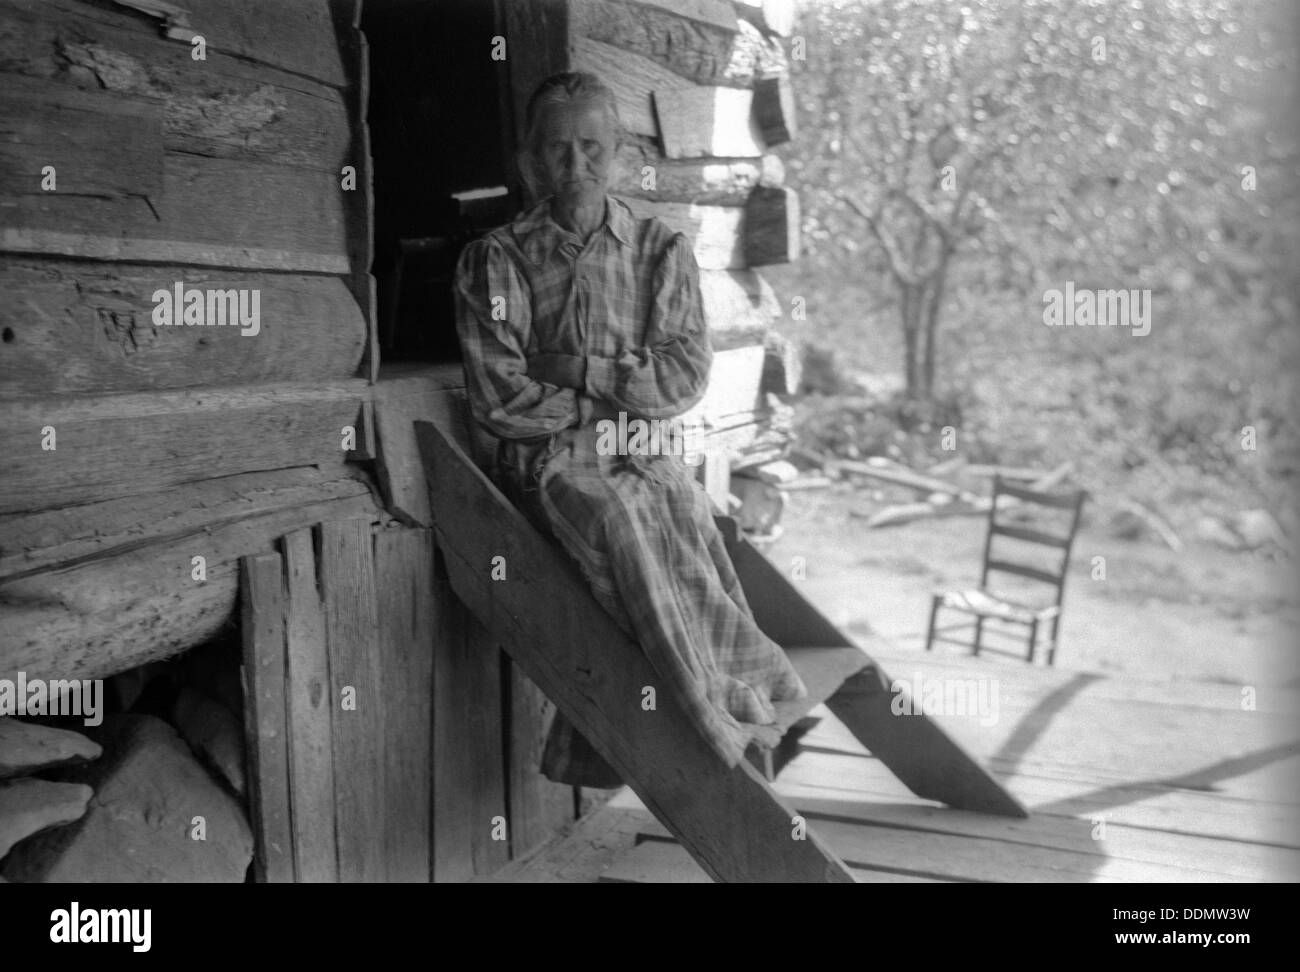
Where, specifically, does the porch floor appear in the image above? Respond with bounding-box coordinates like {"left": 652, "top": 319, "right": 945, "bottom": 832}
{"left": 486, "top": 646, "right": 1300, "bottom": 883}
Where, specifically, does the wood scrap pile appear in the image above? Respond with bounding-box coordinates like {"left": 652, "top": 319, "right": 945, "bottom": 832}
{"left": 786, "top": 451, "right": 1078, "bottom": 528}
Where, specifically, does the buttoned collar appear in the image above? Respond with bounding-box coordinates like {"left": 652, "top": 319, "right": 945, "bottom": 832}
{"left": 511, "top": 194, "right": 634, "bottom": 266}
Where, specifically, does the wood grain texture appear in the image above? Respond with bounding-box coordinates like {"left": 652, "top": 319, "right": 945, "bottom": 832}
{"left": 0, "top": 260, "right": 366, "bottom": 399}
{"left": 508, "top": 663, "right": 575, "bottom": 859}
{"left": 374, "top": 528, "right": 435, "bottom": 882}
{"left": 570, "top": 36, "right": 692, "bottom": 138}
{"left": 0, "top": 490, "right": 379, "bottom": 687}
{"left": 612, "top": 138, "right": 783, "bottom": 205}
{"left": 463, "top": 616, "right": 510, "bottom": 876}
{"left": 319, "top": 518, "right": 385, "bottom": 882}
{"left": 0, "top": 379, "right": 370, "bottom": 515}
{"left": 0, "top": 466, "right": 373, "bottom": 582}
{"left": 622, "top": 198, "right": 744, "bottom": 269}
{"left": 652, "top": 86, "right": 764, "bottom": 159}
{"left": 416, "top": 419, "right": 854, "bottom": 882}
{"left": 431, "top": 545, "right": 474, "bottom": 882}
{"left": 0, "top": 0, "right": 350, "bottom": 169}
{"left": 0, "top": 75, "right": 162, "bottom": 198}
{"left": 1, "top": 152, "right": 351, "bottom": 271}
{"left": 570, "top": 0, "right": 767, "bottom": 89}
{"left": 281, "top": 528, "right": 338, "bottom": 882}
{"left": 239, "top": 551, "right": 294, "bottom": 883}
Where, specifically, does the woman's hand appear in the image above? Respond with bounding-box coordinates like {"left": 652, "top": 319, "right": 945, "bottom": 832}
{"left": 527, "top": 352, "right": 586, "bottom": 390}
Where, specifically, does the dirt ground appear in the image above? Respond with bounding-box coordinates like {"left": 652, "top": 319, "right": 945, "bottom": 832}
{"left": 769, "top": 482, "right": 1299, "bottom": 692}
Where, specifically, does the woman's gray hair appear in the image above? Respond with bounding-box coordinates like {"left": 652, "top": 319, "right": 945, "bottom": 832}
{"left": 517, "top": 71, "right": 625, "bottom": 201}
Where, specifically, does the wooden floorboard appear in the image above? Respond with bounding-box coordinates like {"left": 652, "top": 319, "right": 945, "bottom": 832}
{"left": 497, "top": 651, "right": 1299, "bottom": 882}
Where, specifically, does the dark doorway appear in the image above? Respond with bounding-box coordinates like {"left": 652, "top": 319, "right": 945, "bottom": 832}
{"left": 362, "top": 0, "right": 514, "bottom": 364}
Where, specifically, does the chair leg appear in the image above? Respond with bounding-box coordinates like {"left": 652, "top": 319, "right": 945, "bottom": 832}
{"left": 1026, "top": 619, "right": 1039, "bottom": 664}
{"left": 925, "top": 596, "right": 942, "bottom": 652}
{"left": 1047, "top": 616, "right": 1062, "bottom": 666}
{"left": 972, "top": 616, "right": 984, "bottom": 657}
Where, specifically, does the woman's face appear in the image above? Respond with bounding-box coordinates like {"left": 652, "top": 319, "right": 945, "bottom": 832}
{"left": 537, "top": 99, "right": 616, "bottom": 206}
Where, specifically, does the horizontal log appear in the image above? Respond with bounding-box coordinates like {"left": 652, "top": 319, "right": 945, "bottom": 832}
{"left": 612, "top": 137, "right": 783, "bottom": 204}
{"left": 623, "top": 198, "right": 744, "bottom": 269}
{"left": 0, "top": 466, "right": 375, "bottom": 581}
{"left": 625, "top": 0, "right": 738, "bottom": 32}
{"left": 680, "top": 345, "right": 766, "bottom": 425}
{"left": 1, "top": 151, "right": 351, "bottom": 272}
{"left": 743, "top": 185, "right": 800, "bottom": 265}
{"left": 571, "top": 0, "right": 767, "bottom": 88}
{"left": 0, "top": 489, "right": 382, "bottom": 687}
{"left": 699, "top": 268, "right": 780, "bottom": 348}
{"left": 0, "top": 75, "right": 162, "bottom": 199}
{"left": 0, "top": 0, "right": 351, "bottom": 168}
{"left": 652, "top": 86, "right": 764, "bottom": 159}
{"left": 3, "top": 0, "right": 349, "bottom": 87}
{"left": 570, "top": 35, "right": 692, "bottom": 137}
{"left": 0, "top": 259, "right": 366, "bottom": 398}
{"left": 0, "top": 379, "right": 371, "bottom": 514}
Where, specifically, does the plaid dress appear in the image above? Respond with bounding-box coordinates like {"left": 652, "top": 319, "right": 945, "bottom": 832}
{"left": 453, "top": 194, "right": 806, "bottom": 787}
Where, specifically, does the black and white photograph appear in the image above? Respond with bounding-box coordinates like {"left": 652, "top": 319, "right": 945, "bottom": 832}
{"left": 0, "top": 0, "right": 1296, "bottom": 923}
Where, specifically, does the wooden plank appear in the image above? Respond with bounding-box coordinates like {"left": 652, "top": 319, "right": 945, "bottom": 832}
{"left": 698, "top": 268, "right": 780, "bottom": 348}
{"left": 571, "top": 0, "right": 768, "bottom": 89}
{"left": 653, "top": 86, "right": 764, "bottom": 158}
{"left": 612, "top": 138, "right": 783, "bottom": 204}
{"left": 319, "top": 518, "right": 385, "bottom": 882}
{"left": 722, "top": 536, "right": 1026, "bottom": 816}
{"left": 0, "top": 379, "right": 370, "bottom": 514}
{"left": 679, "top": 345, "right": 765, "bottom": 426}
{"left": 239, "top": 551, "right": 294, "bottom": 883}
{"left": 1, "top": 153, "right": 350, "bottom": 272}
{"left": 569, "top": 36, "right": 693, "bottom": 138}
{"left": 0, "top": 75, "right": 162, "bottom": 198}
{"left": 752, "top": 75, "right": 797, "bottom": 144}
{"left": 0, "top": 490, "right": 379, "bottom": 687}
{"left": 373, "top": 528, "right": 435, "bottom": 882}
{"left": 768, "top": 646, "right": 870, "bottom": 736}
{"left": 743, "top": 185, "right": 799, "bottom": 265}
{"left": 0, "top": 467, "right": 372, "bottom": 582}
{"left": 373, "top": 370, "right": 485, "bottom": 527}
{"left": 622, "top": 198, "right": 744, "bottom": 269}
{"left": 0, "top": 0, "right": 351, "bottom": 168}
{"left": 770, "top": 775, "right": 1300, "bottom": 881}
{"left": 627, "top": 0, "right": 738, "bottom": 32}
{"left": 281, "top": 528, "right": 338, "bottom": 882}
{"left": 431, "top": 547, "right": 475, "bottom": 882}
{"left": 416, "top": 419, "right": 854, "bottom": 883}
{"left": 508, "top": 663, "right": 576, "bottom": 860}
{"left": 0, "top": 260, "right": 366, "bottom": 399}
{"left": 464, "top": 617, "right": 510, "bottom": 876}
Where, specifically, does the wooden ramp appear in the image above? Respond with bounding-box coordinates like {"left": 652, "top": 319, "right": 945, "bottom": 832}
{"left": 496, "top": 652, "right": 1300, "bottom": 883}
{"left": 416, "top": 419, "right": 1024, "bottom": 883}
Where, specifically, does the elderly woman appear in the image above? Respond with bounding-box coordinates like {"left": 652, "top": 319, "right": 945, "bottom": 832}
{"left": 454, "top": 71, "right": 805, "bottom": 786}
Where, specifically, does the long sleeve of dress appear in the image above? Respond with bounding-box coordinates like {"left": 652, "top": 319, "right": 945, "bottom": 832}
{"left": 454, "top": 237, "right": 580, "bottom": 440}
{"left": 582, "top": 232, "right": 712, "bottom": 420}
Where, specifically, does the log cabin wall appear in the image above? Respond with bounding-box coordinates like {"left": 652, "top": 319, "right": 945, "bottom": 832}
{"left": 0, "top": 0, "right": 803, "bottom": 883}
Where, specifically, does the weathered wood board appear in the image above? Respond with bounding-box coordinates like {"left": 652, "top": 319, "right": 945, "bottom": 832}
{"left": 622, "top": 198, "right": 744, "bottom": 269}
{"left": 0, "top": 490, "right": 379, "bottom": 686}
{"left": 569, "top": 35, "right": 693, "bottom": 138}
{"left": 0, "top": 379, "right": 370, "bottom": 514}
{"left": 652, "top": 86, "right": 764, "bottom": 159}
{"left": 239, "top": 551, "right": 294, "bottom": 884}
{"left": 0, "top": 260, "right": 366, "bottom": 398}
